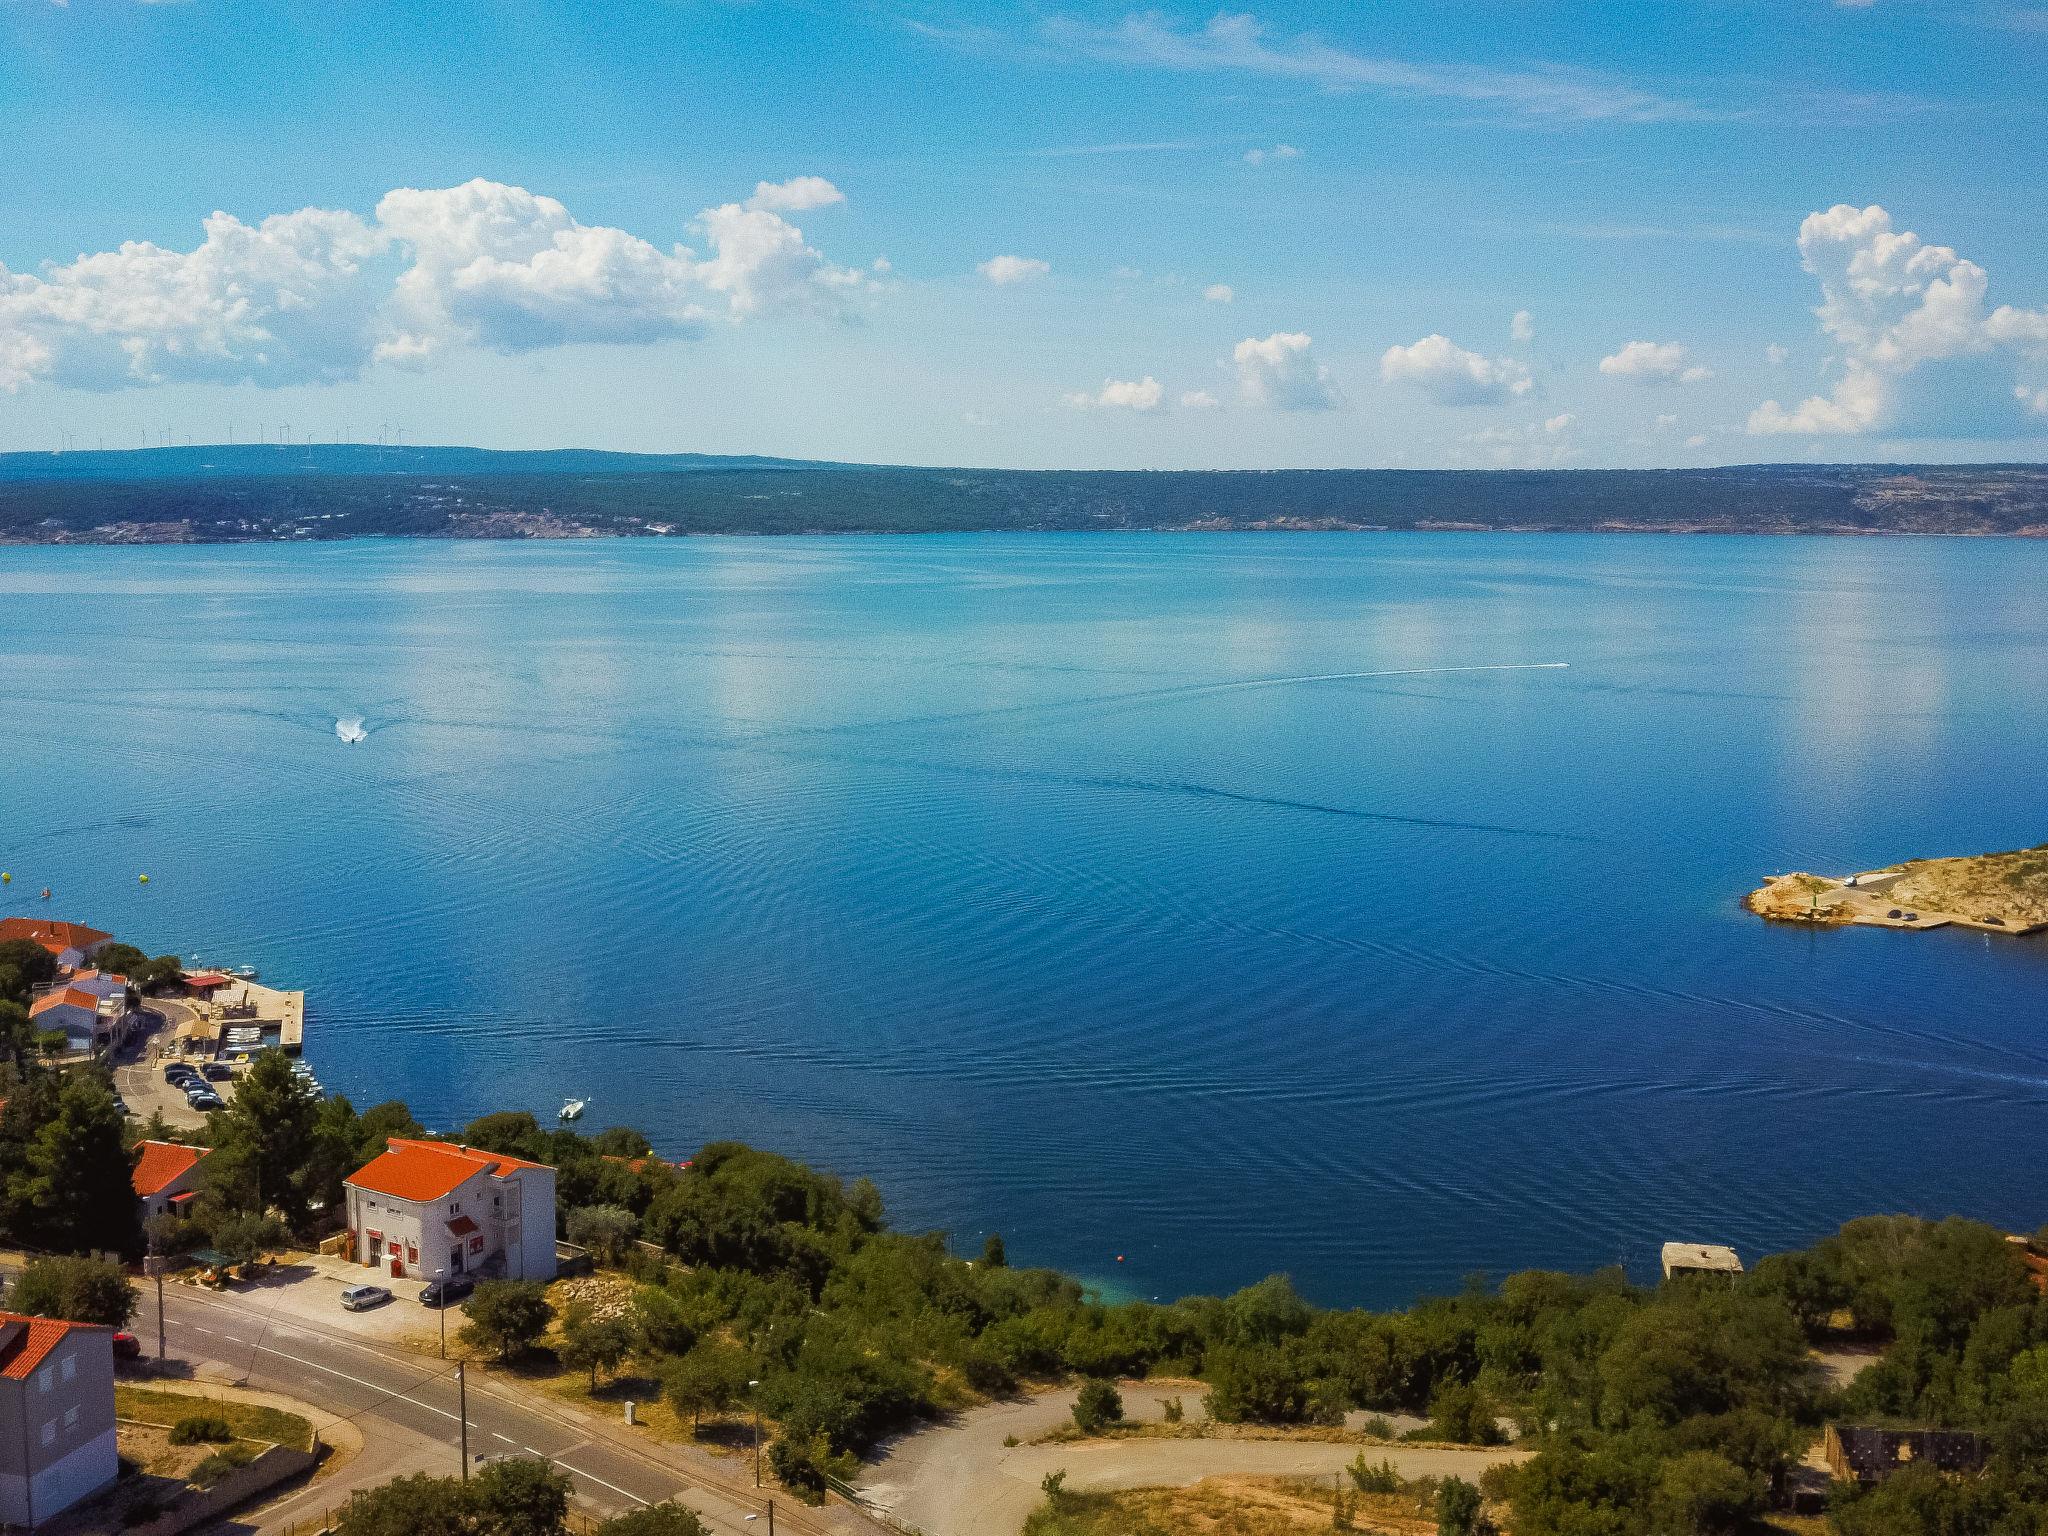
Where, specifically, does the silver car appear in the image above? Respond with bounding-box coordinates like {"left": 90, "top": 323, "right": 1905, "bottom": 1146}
{"left": 339, "top": 1284, "right": 393, "bottom": 1311}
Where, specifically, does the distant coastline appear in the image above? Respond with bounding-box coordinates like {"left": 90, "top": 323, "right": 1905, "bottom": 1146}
{"left": 1746, "top": 844, "right": 2048, "bottom": 935}
{"left": 4, "top": 445, "right": 2048, "bottom": 544}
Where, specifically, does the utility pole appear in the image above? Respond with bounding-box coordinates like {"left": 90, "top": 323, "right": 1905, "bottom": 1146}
{"left": 458, "top": 1361, "right": 469, "bottom": 1479}
{"left": 767, "top": 1499, "right": 774, "bottom": 1535}
{"left": 749, "top": 1378, "right": 762, "bottom": 1486}
{"left": 144, "top": 1251, "right": 167, "bottom": 1361}
{"left": 436, "top": 1268, "right": 448, "bottom": 1359}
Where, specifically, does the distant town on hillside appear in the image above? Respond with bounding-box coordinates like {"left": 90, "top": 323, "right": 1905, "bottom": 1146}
{"left": 3, "top": 446, "right": 2046, "bottom": 543}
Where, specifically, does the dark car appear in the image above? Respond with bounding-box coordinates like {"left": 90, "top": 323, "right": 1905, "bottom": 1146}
{"left": 164, "top": 1063, "right": 198, "bottom": 1084}
{"left": 420, "top": 1276, "right": 475, "bottom": 1308}
{"left": 202, "top": 1063, "right": 233, "bottom": 1082}
{"left": 112, "top": 1331, "right": 142, "bottom": 1359}
{"left": 185, "top": 1088, "right": 224, "bottom": 1112}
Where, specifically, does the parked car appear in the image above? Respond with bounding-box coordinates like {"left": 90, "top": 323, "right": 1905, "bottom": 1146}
{"left": 164, "top": 1064, "right": 198, "bottom": 1084}
{"left": 340, "top": 1284, "right": 393, "bottom": 1312}
{"left": 111, "top": 1331, "right": 142, "bottom": 1360}
{"left": 420, "top": 1276, "right": 475, "bottom": 1308}
{"left": 202, "top": 1062, "right": 233, "bottom": 1082}
{"left": 110, "top": 1096, "right": 130, "bottom": 1117}
{"left": 185, "top": 1088, "right": 224, "bottom": 1112}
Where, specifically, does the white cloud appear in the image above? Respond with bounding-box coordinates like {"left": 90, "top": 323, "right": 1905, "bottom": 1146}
{"left": 2016, "top": 385, "right": 2048, "bottom": 417}
{"left": 1598, "top": 339, "right": 1711, "bottom": 384}
{"left": 1242, "top": 143, "right": 1303, "bottom": 166}
{"left": 1036, "top": 12, "right": 1695, "bottom": 122}
{"left": 1065, "top": 375, "right": 1164, "bottom": 410}
{"left": 1655, "top": 412, "right": 1679, "bottom": 429}
{"left": 0, "top": 177, "right": 868, "bottom": 391}
{"left": 1180, "top": 389, "right": 1219, "bottom": 409}
{"left": 1233, "top": 331, "right": 1342, "bottom": 410}
{"left": 745, "top": 176, "right": 845, "bottom": 213}
{"left": 978, "top": 254, "right": 1051, "bottom": 286}
{"left": 1765, "top": 342, "right": 1790, "bottom": 366}
{"left": 1511, "top": 309, "right": 1534, "bottom": 343}
{"left": 1203, "top": 283, "right": 1234, "bottom": 304}
{"left": 1685, "top": 433, "right": 1709, "bottom": 448}
{"left": 1544, "top": 412, "right": 1573, "bottom": 433}
{"left": 962, "top": 410, "right": 997, "bottom": 427}
{"left": 1379, "top": 334, "right": 1533, "bottom": 406}
{"left": 1747, "top": 203, "right": 2048, "bottom": 436}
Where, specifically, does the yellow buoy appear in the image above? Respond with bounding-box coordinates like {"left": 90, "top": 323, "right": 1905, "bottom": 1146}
{"left": 138, "top": 873, "right": 150, "bottom": 884}
{"left": 1, "top": 872, "right": 9, "bottom": 883}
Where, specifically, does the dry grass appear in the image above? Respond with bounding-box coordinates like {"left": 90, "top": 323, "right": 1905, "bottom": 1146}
{"left": 1026, "top": 1476, "right": 1440, "bottom": 1536}
{"left": 115, "top": 1383, "right": 313, "bottom": 1451}
{"left": 1889, "top": 844, "right": 2048, "bottom": 924}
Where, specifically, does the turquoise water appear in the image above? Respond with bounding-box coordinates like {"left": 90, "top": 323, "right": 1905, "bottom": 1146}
{"left": 3, "top": 534, "right": 2045, "bottom": 1306}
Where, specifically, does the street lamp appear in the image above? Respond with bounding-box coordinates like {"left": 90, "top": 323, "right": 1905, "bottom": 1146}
{"left": 433, "top": 1265, "right": 448, "bottom": 1359}
{"left": 749, "top": 1378, "right": 762, "bottom": 1487}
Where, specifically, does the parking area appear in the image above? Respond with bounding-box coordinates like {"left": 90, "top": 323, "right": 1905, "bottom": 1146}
{"left": 186, "top": 1248, "right": 457, "bottom": 1355}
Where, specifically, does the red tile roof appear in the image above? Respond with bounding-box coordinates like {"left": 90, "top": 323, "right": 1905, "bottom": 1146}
{"left": 0, "top": 918, "right": 112, "bottom": 957}
{"left": 347, "top": 1138, "right": 552, "bottom": 1204}
{"left": 132, "top": 1140, "right": 210, "bottom": 1198}
{"left": 447, "top": 1215, "right": 480, "bottom": 1237}
{"left": 0, "top": 1311, "right": 107, "bottom": 1380}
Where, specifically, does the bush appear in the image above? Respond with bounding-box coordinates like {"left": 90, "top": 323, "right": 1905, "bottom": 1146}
{"left": 1072, "top": 1378, "right": 1124, "bottom": 1434}
{"left": 768, "top": 1430, "right": 828, "bottom": 1501}
{"left": 168, "top": 1414, "right": 235, "bottom": 1445}
{"left": 1160, "top": 1395, "right": 1184, "bottom": 1423}
{"left": 1361, "top": 1413, "right": 1396, "bottom": 1440}
{"left": 189, "top": 1442, "right": 256, "bottom": 1488}
{"left": 1437, "top": 1475, "right": 1482, "bottom": 1536}
{"left": 8, "top": 1255, "right": 136, "bottom": 1327}
{"left": 597, "top": 1504, "right": 709, "bottom": 1536}
{"left": 458, "top": 1281, "right": 554, "bottom": 1363}
{"left": 1428, "top": 1381, "right": 1505, "bottom": 1446}
{"left": 1349, "top": 1453, "right": 1402, "bottom": 1494}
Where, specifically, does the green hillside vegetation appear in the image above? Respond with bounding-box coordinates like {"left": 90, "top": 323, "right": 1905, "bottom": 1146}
{"left": 4, "top": 1047, "right": 2044, "bottom": 1530}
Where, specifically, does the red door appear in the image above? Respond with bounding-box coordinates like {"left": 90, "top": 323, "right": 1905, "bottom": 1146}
{"left": 390, "top": 1255, "right": 403, "bottom": 1277}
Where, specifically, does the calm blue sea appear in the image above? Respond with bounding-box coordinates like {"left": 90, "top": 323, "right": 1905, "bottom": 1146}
{"left": 4, "top": 534, "right": 2045, "bottom": 1307}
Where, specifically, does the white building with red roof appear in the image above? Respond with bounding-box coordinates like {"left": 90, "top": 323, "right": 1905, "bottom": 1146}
{"left": 0, "top": 919, "right": 112, "bottom": 974}
{"left": 27, "top": 971, "right": 136, "bottom": 1057}
{"left": 0, "top": 1311, "right": 117, "bottom": 1527}
{"left": 131, "top": 1141, "right": 210, "bottom": 1223}
{"left": 343, "top": 1138, "right": 556, "bottom": 1283}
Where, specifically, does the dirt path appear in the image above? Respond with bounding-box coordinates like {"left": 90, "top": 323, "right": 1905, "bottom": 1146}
{"left": 856, "top": 1385, "right": 1522, "bottom": 1536}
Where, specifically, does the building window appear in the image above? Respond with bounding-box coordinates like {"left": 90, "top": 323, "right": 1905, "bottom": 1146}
{"left": 37, "top": 1365, "right": 53, "bottom": 1392}
{"left": 41, "top": 1421, "right": 55, "bottom": 1447}
{"left": 61, "top": 1355, "right": 76, "bottom": 1382}
{"left": 63, "top": 1406, "right": 78, "bottom": 1429}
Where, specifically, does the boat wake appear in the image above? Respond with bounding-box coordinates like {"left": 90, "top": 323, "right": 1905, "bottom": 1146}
{"left": 336, "top": 716, "right": 368, "bottom": 744}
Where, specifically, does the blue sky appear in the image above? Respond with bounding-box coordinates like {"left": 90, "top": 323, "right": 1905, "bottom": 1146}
{"left": 2, "top": 0, "right": 2045, "bottom": 468}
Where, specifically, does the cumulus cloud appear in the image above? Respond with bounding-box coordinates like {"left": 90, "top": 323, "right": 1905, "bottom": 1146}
{"left": 1242, "top": 143, "right": 1303, "bottom": 166}
{"left": 1233, "top": 331, "right": 1342, "bottom": 410}
{"left": 1544, "top": 412, "right": 1574, "bottom": 433}
{"left": 745, "top": 176, "right": 845, "bottom": 213}
{"left": 1598, "top": 339, "right": 1711, "bottom": 383}
{"left": 0, "top": 177, "right": 869, "bottom": 391}
{"left": 979, "top": 254, "right": 1051, "bottom": 285}
{"left": 1180, "top": 389, "right": 1219, "bottom": 409}
{"left": 1065, "top": 375, "right": 1164, "bottom": 410}
{"left": 1747, "top": 203, "right": 2048, "bottom": 436}
{"left": 1511, "top": 309, "right": 1534, "bottom": 343}
{"left": 1765, "top": 342, "right": 1790, "bottom": 366}
{"left": 1379, "top": 334, "right": 1533, "bottom": 406}
{"left": 1203, "top": 283, "right": 1234, "bottom": 304}
{"left": 1685, "top": 432, "right": 1709, "bottom": 448}
{"left": 2017, "top": 385, "right": 2048, "bottom": 417}
{"left": 1655, "top": 412, "right": 1679, "bottom": 429}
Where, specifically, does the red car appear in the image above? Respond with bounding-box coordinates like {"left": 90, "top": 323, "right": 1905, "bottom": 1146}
{"left": 112, "top": 1332, "right": 142, "bottom": 1360}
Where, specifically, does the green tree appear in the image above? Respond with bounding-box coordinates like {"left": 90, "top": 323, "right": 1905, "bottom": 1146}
{"left": 560, "top": 1302, "right": 635, "bottom": 1391}
{"left": 9, "top": 1073, "right": 140, "bottom": 1256}
{"left": 207, "top": 1049, "right": 321, "bottom": 1222}
{"left": 1429, "top": 1380, "right": 1506, "bottom": 1446}
{"left": 982, "top": 1232, "right": 1007, "bottom": 1268}
{"left": 663, "top": 1341, "right": 749, "bottom": 1431}
{"left": 566, "top": 1204, "right": 639, "bottom": 1265}
{"left": 1072, "top": 1377, "right": 1124, "bottom": 1434}
{"left": 91, "top": 942, "right": 149, "bottom": 978}
{"left": 333, "top": 1474, "right": 479, "bottom": 1536}
{"left": 1650, "top": 1451, "right": 1763, "bottom": 1536}
{"left": 1437, "top": 1476, "right": 1482, "bottom": 1536}
{"left": 213, "top": 1212, "right": 288, "bottom": 1267}
{"left": 0, "top": 938, "right": 57, "bottom": 1009}
{"left": 472, "top": 1456, "right": 572, "bottom": 1536}
{"left": 9, "top": 1254, "right": 136, "bottom": 1327}
{"left": 596, "top": 1504, "right": 708, "bottom": 1536}
{"left": 631, "top": 1285, "right": 697, "bottom": 1358}
{"left": 459, "top": 1281, "right": 554, "bottom": 1364}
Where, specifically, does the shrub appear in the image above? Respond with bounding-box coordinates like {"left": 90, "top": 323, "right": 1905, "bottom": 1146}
{"left": 1437, "top": 1475, "right": 1482, "bottom": 1536}
{"left": 168, "top": 1414, "right": 235, "bottom": 1445}
{"left": 1361, "top": 1413, "right": 1396, "bottom": 1440}
{"left": 9, "top": 1255, "right": 136, "bottom": 1328}
{"left": 1428, "top": 1381, "right": 1505, "bottom": 1446}
{"left": 189, "top": 1442, "right": 256, "bottom": 1488}
{"left": 1072, "top": 1378, "right": 1124, "bottom": 1434}
{"left": 1349, "top": 1453, "right": 1402, "bottom": 1494}
{"left": 1160, "top": 1395, "right": 1184, "bottom": 1423}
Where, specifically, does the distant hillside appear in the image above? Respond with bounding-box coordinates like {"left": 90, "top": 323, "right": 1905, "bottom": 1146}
{"left": 2, "top": 447, "right": 2045, "bottom": 542}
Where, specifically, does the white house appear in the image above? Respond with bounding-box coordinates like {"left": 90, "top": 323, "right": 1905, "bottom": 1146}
{"left": 131, "top": 1141, "right": 210, "bottom": 1224}
{"left": 343, "top": 1138, "right": 556, "bottom": 1283}
{"left": 0, "top": 919, "right": 111, "bottom": 975}
{"left": 0, "top": 1313, "right": 118, "bottom": 1528}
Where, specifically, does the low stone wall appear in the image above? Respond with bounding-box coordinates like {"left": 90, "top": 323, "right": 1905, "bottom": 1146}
{"left": 125, "top": 1442, "right": 319, "bottom": 1536}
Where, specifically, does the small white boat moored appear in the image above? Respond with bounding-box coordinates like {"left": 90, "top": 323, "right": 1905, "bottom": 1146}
{"left": 559, "top": 1098, "right": 586, "bottom": 1121}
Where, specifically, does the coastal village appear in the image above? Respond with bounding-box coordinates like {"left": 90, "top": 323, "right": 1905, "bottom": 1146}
{"left": 4, "top": 909, "right": 2048, "bottom": 1531}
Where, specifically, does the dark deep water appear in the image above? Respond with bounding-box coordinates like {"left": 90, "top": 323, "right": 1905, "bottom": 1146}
{"left": 4, "top": 533, "right": 2045, "bottom": 1307}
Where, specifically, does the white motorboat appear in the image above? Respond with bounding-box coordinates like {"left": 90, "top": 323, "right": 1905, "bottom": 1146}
{"left": 558, "top": 1098, "right": 586, "bottom": 1122}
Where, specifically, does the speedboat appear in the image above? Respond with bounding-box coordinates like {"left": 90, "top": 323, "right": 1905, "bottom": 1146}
{"left": 558, "top": 1098, "right": 586, "bottom": 1122}
{"left": 336, "top": 717, "right": 368, "bottom": 744}
{"left": 228, "top": 965, "right": 258, "bottom": 980}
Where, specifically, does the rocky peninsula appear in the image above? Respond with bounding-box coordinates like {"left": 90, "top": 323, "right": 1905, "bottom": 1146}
{"left": 1746, "top": 843, "right": 2048, "bottom": 934}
